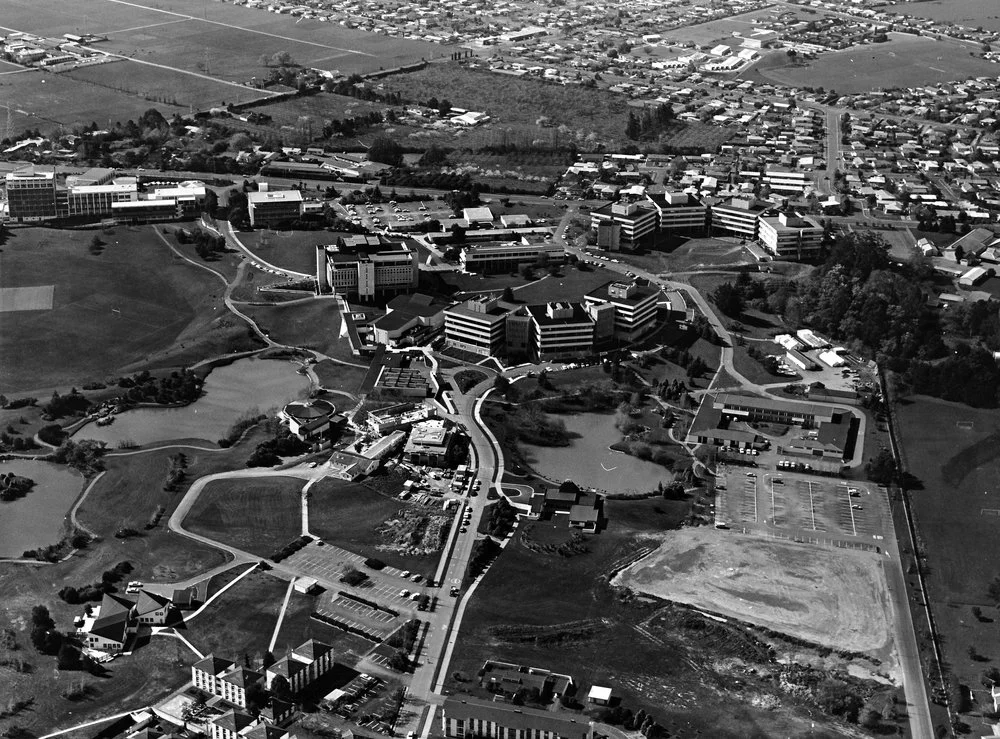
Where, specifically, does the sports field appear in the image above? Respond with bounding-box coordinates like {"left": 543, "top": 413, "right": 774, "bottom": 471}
{"left": 0, "top": 285, "right": 54, "bottom": 312}
{"left": 887, "top": 0, "right": 1000, "bottom": 32}
{"left": 757, "top": 34, "right": 999, "bottom": 93}
{"left": 616, "top": 527, "right": 893, "bottom": 654}
{"left": 0, "top": 227, "right": 229, "bottom": 392}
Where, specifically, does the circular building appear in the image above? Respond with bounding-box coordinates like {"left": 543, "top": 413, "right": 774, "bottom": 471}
{"left": 280, "top": 399, "right": 336, "bottom": 440}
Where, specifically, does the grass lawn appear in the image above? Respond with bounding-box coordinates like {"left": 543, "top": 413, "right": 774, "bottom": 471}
{"left": 0, "top": 226, "right": 256, "bottom": 392}
{"left": 239, "top": 230, "right": 336, "bottom": 275}
{"left": 611, "top": 237, "right": 752, "bottom": 275}
{"left": 895, "top": 396, "right": 1000, "bottom": 707}
{"left": 731, "top": 343, "right": 787, "bottom": 386}
{"left": 242, "top": 299, "right": 347, "bottom": 357}
{"left": 445, "top": 497, "right": 847, "bottom": 737}
{"left": 274, "top": 592, "right": 374, "bottom": 665}
{"left": 308, "top": 477, "right": 440, "bottom": 575}
{"left": 186, "top": 477, "right": 305, "bottom": 557}
{"left": 186, "top": 569, "right": 290, "bottom": 657}
{"left": 313, "top": 360, "right": 369, "bottom": 396}
{"left": 0, "top": 634, "right": 193, "bottom": 738}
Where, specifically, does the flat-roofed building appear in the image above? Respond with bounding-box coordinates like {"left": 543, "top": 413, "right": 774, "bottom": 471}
{"left": 404, "top": 418, "right": 458, "bottom": 467}
{"left": 247, "top": 189, "right": 303, "bottom": 227}
{"left": 317, "top": 235, "right": 419, "bottom": 301}
{"left": 527, "top": 302, "right": 601, "bottom": 362}
{"left": 584, "top": 280, "right": 660, "bottom": 342}
{"left": 444, "top": 296, "right": 515, "bottom": 356}
{"left": 459, "top": 237, "right": 564, "bottom": 273}
{"left": 711, "top": 197, "right": 765, "bottom": 238}
{"left": 648, "top": 192, "right": 708, "bottom": 235}
{"left": 5, "top": 168, "right": 57, "bottom": 221}
{"left": 111, "top": 199, "right": 181, "bottom": 224}
{"left": 757, "top": 211, "right": 823, "bottom": 260}
{"left": 67, "top": 182, "right": 138, "bottom": 217}
{"left": 589, "top": 199, "right": 658, "bottom": 248}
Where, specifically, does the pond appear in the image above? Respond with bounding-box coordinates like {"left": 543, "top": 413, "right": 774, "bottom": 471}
{"left": 74, "top": 357, "right": 311, "bottom": 447}
{"left": 0, "top": 459, "right": 83, "bottom": 558}
{"left": 521, "top": 412, "right": 674, "bottom": 494}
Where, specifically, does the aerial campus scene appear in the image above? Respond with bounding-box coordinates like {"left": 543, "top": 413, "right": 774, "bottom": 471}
{"left": 7, "top": 1, "right": 1000, "bottom": 739}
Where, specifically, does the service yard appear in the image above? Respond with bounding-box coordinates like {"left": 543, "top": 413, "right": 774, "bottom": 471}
{"left": 615, "top": 527, "right": 894, "bottom": 656}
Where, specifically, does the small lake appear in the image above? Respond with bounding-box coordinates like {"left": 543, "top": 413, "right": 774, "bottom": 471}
{"left": 0, "top": 459, "right": 83, "bottom": 558}
{"left": 74, "top": 357, "right": 311, "bottom": 446}
{"left": 522, "top": 412, "right": 674, "bottom": 494}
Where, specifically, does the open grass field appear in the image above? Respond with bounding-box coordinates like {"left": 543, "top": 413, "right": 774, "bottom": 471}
{"left": 308, "top": 477, "right": 439, "bottom": 574}
{"left": 0, "top": 226, "right": 256, "bottom": 393}
{"left": 239, "top": 93, "right": 387, "bottom": 130}
{"left": 187, "top": 569, "right": 289, "bottom": 657}
{"left": 313, "top": 360, "right": 369, "bottom": 396}
{"left": 378, "top": 64, "right": 637, "bottom": 148}
{"left": 895, "top": 395, "right": 1000, "bottom": 702}
{"left": 616, "top": 528, "right": 892, "bottom": 654}
{"left": 63, "top": 59, "right": 271, "bottom": 110}
{"left": 186, "top": 476, "right": 305, "bottom": 557}
{"left": 756, "top": 34, "right": 1000, "bottom": 93}
{"left": 887, "top": 0, "right": 1000, "bottom": 32}
{"left": 446, "top": 498, "right": 861, "bottom": 737}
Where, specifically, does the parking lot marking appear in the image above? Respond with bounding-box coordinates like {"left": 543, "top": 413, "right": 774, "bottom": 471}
{"left": 807, "top": 480, "right": 817, "bottom": 531}
{"left": 845, "top": 487, "right": 858, "bottom": 536}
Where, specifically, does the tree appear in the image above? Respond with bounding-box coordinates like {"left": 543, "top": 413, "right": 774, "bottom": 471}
{"left": 501, "top": 286, "right": 515, "bottom": 302}
{"left": 866, "top": 448, "right": 896, "bottom": 485}
{"left": 271, "top": 674, "right": 293, "bottom": 702}
{"left": 57, "top": 642, "right": 82, "bottom": 671}
{"left": 711, "top": 282, "right": 743, "bottom": 317}
{"left": 368, "top": 135, "right": 403, "bottom": 167}
{"left": 387, "top": 649, "right": 409, "bottom": 671}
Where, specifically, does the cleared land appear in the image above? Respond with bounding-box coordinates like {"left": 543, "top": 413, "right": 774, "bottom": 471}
{"left": 185, "top": 477, "right": 305, "bottom": 557}
{"left": 756, "top": 34, "right": 999, "bottom": 93}
{"left": 616, "top": 527, "right": 892, "bottom": 654}
{"left": 239, "top": 230, "right": 332, "bottom": 275}
{"left": 0, "top": 226, "right": 257, "bottom": 392}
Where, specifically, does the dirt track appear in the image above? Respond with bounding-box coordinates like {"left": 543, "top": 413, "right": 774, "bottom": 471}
{"left": 615, "top": 528, "right": 892, "bottom": 654}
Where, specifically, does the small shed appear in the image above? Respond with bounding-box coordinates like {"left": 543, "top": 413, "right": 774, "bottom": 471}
{"left": 588, "top": 685, "right": 613, "bottom": 706}
{"left": 294, "top": 577, "right": 320, "bottom": 594}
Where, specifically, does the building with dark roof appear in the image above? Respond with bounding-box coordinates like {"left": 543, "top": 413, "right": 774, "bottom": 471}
{"left": 208, "top": 709, "right": 256, "bottom": 739}
{"left": 441, "top": 696, "right": 592, "bottom": 739}
{"left": 265, "top": 639, "right": 335, "bottom": 694}
{"left": 280, "top": 399, "right": 337, "bottom": 441}
{"left": 371, "top": 293, "right": 450, "bottom": 347}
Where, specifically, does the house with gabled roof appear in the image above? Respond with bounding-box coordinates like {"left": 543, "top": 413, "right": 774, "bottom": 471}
{"left": 209, "top": 709, "right": 257, "bottom": 739}
{"left": 192, "top": 654, "right": 236, "bottom": 696}
{"left": 78, "top": 592, "right": 136, "bottom": 653}
{"left": 218, "top": 666, "right": 265, "bottom": 709}
{"left": 134, "top": 591, "right": 172, "bottom": 625}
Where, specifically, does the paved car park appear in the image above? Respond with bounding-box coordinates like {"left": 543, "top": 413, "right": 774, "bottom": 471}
{"left": 718, "top": 467, "right": 888, "bottom": 545}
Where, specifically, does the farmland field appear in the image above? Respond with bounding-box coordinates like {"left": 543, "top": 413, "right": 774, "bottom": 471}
{"left": 755, "top": 34, "right": 1000, "bottom": 93}
{"left": 5, "top": 0, "right": 442, "bottom": 78}
{"left": 0, "top": 226, "right": 246, "bottom": 393}
{"left": 895, "top": 396, "right": 1000, "bottom": 703}
{"left": 63, "top": 59, "right": 271, "bottom": 110}
{"left": 185, "top": 477, "right": 306, "bottom": 557}
{"left": 886, "top": 0, "right": 1000, "bottom": 32}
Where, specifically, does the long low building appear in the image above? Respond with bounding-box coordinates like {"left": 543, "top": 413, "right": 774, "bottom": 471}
{"left": 441, "top": 696, "right": 592, "bottom": 739}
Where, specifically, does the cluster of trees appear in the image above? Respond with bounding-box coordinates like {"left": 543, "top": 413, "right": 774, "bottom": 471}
{"left": 710, "top": 271, "right": 769, "bottom": 317}
{"left": 0, "top": 473, "right": 35, "bottom": 502}
{"left": 368, "top": 135, "right": 404, "bottom": 167}
{"left": 163, "top": 452, "right": 188, "bottom": 492}
{"left": 465, "top": 537, "right": 500, "bottom": 582}
{"left": 116, "top": 369, "right": 204, "bottom": 407}
{"left": 624, "top": 103, "right": 675, "bottom": 141}
{"left": 175, "top": 227, "right": 227, "bottom": 260}
{"left": 41, "top": 388, "right": 91, "bottom": 419}
{"left": 596, "top": 706, "right": 667, "bottom": 739}
{"left": 52, "top": 439, "right": 107, "bottom": 474}
{"left": 59, "top": 561, "right": 133, "bottom": 604}
{"left": 480, "top": 498, "right": 518, "bottom": 538}
{"left": 259, "top": 51, "right": 295, "bottom": 67}
{"left": 908, "top": 345, "right": 1000, "bottom": 408}
{"left": 246, "top": 427, "right": 309, "bottom": 467}
{"left": 322, "top": 109, "right": 389, "bottom": 140}
{"left": 0, "top": 425, "right": 37, "bottom": 454}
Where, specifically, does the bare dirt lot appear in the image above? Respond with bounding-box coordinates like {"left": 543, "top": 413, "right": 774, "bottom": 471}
{"left": 615, "top": 527, "right": 893, "bottom": 654}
